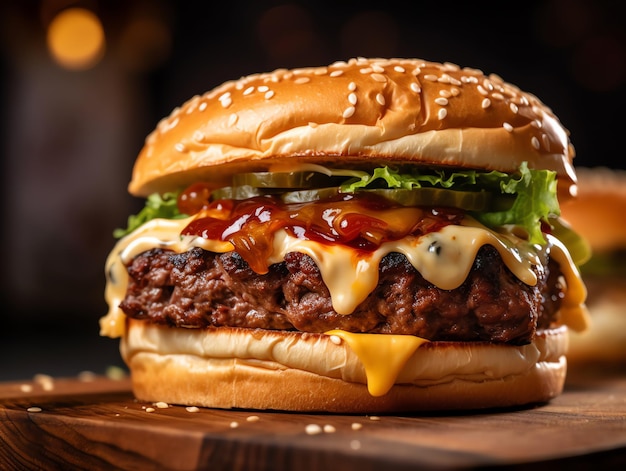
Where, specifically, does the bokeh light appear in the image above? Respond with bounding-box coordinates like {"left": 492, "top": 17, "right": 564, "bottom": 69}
{"left": 46, "top": 7, "right": 105, "bottom": 70}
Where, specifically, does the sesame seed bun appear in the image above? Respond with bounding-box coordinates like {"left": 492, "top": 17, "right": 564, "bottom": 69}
{"left": 122, "top": 319, "right": 568, "bottom": 412}
{"left": 560, "top": 167, "right": 626, "bottom": 367}
{"left": 129, "top": 57, "right": 577, "bottom": 200}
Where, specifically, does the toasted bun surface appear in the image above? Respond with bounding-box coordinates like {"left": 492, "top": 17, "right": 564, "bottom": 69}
{"left": 130, "top": 57, "right": 576, "bottom": 199}
{"left": 122, "top": 319, "right": 568, "bottom": 412}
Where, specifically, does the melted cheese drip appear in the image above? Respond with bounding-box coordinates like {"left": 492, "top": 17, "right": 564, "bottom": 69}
{"left": 101, "top": 215, "right": 588, "bottom": 339}
{"left": 546, "top": 234, "right": 590, "bottom": 331}
{"left": 325, "top": 330, "right": 429, "bottom": 396}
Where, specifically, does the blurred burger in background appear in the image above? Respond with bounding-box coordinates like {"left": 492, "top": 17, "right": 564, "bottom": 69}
{"left": 561, "top": 167, "right": 626, "bottom": 368}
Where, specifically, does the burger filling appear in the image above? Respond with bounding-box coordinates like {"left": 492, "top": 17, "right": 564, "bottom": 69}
{"left": 104, "top": 163, "right": 589, "bottom": 346}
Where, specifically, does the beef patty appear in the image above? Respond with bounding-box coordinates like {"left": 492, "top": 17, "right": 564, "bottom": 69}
{"left": 119, "top": 246, "right": 563, "bottom": 345}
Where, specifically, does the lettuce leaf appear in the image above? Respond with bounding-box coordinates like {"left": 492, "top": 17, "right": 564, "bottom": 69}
{"left": 340, "top": 163, "right": 559, "bottom": 245}
{"left": 113, "top": 192, "right": 186, "bottom": 238}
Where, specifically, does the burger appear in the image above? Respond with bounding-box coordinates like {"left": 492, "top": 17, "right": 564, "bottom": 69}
{"left": 560, "top": 167, "right": 626, "bottom": 367}
{"left": 100, "top": 57, "right": 589, "bottom": 412}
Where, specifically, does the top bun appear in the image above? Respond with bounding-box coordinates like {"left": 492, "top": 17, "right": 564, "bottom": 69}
{"left": 129, "top": 57, "right": 577, "bottom": 199}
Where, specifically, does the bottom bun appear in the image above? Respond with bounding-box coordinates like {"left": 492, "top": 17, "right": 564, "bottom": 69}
{"left": 121, "top": 318, "right": 568, "bottom": 412}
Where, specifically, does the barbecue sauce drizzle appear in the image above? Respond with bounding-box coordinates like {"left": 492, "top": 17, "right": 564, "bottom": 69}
{"left": 178, "top": 183, "right": 463, "bottom": 275}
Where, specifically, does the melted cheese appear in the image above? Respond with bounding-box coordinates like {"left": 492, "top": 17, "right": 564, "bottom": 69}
{"left": 101, "top": 215, "right": 588, "bottom": 338}
{"left": 325, "top": 330, "right": 429, "bottom": 396}
{"left": 546, "top": 234, "right": 590, "bottom": 331}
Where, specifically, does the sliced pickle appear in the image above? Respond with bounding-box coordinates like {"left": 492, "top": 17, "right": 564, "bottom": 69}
{"left": 364, "top": 188, "right": 490, "bottom": 211}
{"left": 213, "top": 183, "right": 511, "bottom": 213}
{"left": 210, "top": 185, "right": 264, "bottom": 200}
{"left": 281, "top": 187, "right": 340, "bottom": 203}
{"left": 233, "top": 171, "right": 347, "bottom": 189}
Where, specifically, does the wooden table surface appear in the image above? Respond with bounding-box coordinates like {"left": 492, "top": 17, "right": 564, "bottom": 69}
{"left": 1, "top": 367, "right": 625, "bottom": 470}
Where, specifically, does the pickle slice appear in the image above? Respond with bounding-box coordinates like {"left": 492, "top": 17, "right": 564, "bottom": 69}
{"left": 233, "top": 171, "right": 347, "bottom": 189}
{"left": 281, "top": 187, "right": 340, "bottom": 203}
{"left": 210, "top": 185, "right": 264, "bottom": 200}
{"left": 213, "top": 183, "right": 506, "bottom": 213}
{"left": 364, "top": 188, "right": 490, "bottom": 211}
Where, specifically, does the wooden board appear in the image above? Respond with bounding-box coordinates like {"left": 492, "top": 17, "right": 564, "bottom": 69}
{"left": 1, "top": 369, "right": 626, "bottom": 470}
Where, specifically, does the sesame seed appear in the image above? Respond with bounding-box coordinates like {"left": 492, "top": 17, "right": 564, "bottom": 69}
{"left": 175, "top": 142, "right": 186, "bottom": 152}
{"left": 230, "top": 421, "right": 239, "bottom": 428}
{"left": 228, "top": 113, "right": 238, "bottom": 127}
{"left": 145, "top": 407, "right": 155, "bottom": 413}
{"left": 439, "top": 90, "right": 452, "bottom": 98}
{"left": 78, "top": 371, "right": 96, "bottom": 382}
{"left": 314, "top": 67, "right": 328, "bottom": 75}
{"left": 20, "top": 384, "right": 33, "bottom": 393}
{"left": 510, "top": 103, "right": 519, "bottom": 114}
{"left": 503, "top": 122, "right": 514, "bottom": 132}
{"left": 343, "top": 106, "right": 356, "bottom": 118}
{"left": 243, "top": 86, "right": 255, "bottom": 96}
{"left": 351, "top": 422, "right": 363, "bottom": 430}
{"left": 477, "top": 85, "right": 488, "bottom": 96}
{"left": 265, "top": 90, "right": 275, "bottom": 100}
{"left": 330, "top": 70, "right": 344, "bottom": 77}
{"left": 155, "top": 402, "right": 169, "bottom": 409}
{"left": 294, "top": 77, "right": 310, "bottom": 84}
{"left": 27, "top": 407, "right": 42, "bottom": 413}
{"left": 483, "top": 79, "right": 494, "bottom": 91}
{"left": 375, "top": 93, "right": 385, "bottom": 105}
{"left": 492, "top": 92, "right": 504, "bottom": 100}
{"left": 323, "top": 424, "right": 336, "bottom": 433}
{"left": 220, "top": 96, "right": 232, "bottom": 108}
{"left": 198, "top": 102, "right": 207, "bottom": 111}
{"left": 329, "top": 335, "right": 342, "bottom": 345}
{"left": 193, "top": 130, "right": 205, "bottom": 141}
{"left": 434, "top": 97, "right": 449, "bottom": 106}
{"left": 394, "top": 65, "right": 406, "bottom": 73}
{"left": 372, "top": 64, "right": 385, "bottom": 73}
{"left": 410, "top": 82, "right": 421, "bottom": 93}
{"left": 305, "top": 424, "right": 323, "bottom": 435}
{"left": 438, "top": 74, "right": 451, "bottom": 84}
{"left": 531, "top": 136, "right": 541, "bottom": 149}
{"left": 34, "top": 374, "right": 54, "bottom": 391}
{"left": 412, "top": 67, "right": 422, "bottom": 75}
{"left": 531, "top": 119, "right": 542, "bottom": 128}
{"left": 369, "top": 416, "right": 381, "bottom": 421}
{"left": 348, "top": 92, "right": 357, "bottom": 105}
{"left": 186, "top": 406, "right": 200, "bottom": 413}
{"left": 542, "top": 133, "right": 550, "bottom": 150}
{"left": 359, "top": 67, "right": 373, "bottom": 74}
{"left": 257, "top": 85, "right": 269, "bottom": 93}
{"left": 348, "top": 81, "right": 357, "bottom": 91}
{"left": 370, "top": 73, "right": 387, "bottom": 83}
{"left": 246, "top": 415, "right": 260, "bottom": 422}
{"left": 423, "top": 74, "right": 438, "bottom": 81}
{"left": 437, "top": 108, "right": 447, "bottom": 120}
{"left": 450, "top": 87, "right": 460, "bottom": 96}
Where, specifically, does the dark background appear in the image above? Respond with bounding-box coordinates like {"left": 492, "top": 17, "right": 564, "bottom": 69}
{"left": 1, "top": 0, "right": 624, "bottom": 380}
